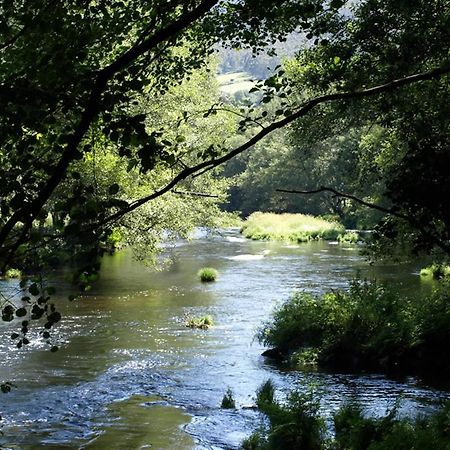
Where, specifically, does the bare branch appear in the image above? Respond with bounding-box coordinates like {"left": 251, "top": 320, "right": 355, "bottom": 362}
{"left": 172, "top": 190, "right": 220, "bottom": 198}
{"left": 277, "top": 186, "right": 450, "bottom": 255}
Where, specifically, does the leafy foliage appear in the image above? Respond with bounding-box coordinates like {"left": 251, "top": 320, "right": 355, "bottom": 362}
{"left": 259, "top": 280, "right": 450, "bottom": 376}
{"left": 245, "top": 384, "right": 450, "bottom": 450}
{"left": 221, "top": 387, "right": 236, "bottom": 409}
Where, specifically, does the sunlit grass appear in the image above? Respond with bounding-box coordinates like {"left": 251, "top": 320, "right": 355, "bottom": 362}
{"left": 185, "top": 315, "right": 214, "bottom": 329}
{"left": 198, "top": 267, "right": 218, "bottom": 282}
{"left": 241, "top": 212, "right": 344, "bottom": 242}
{"left": 3, "top": 268, "right": 22, "bottom": 278}
{"left": 420, "top": 263, "right": 450, "bottom": 279}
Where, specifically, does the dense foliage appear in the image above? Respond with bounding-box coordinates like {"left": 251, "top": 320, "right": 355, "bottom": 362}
{"left": 0, "top": 0, "right": 449, "bottom": 346}
{"left": 243, "top": 384, "right": 450, "bottom": 450}
{"left": 0, "top": 0, "right": 354, "bottom": 345}
{"left": 258, "top": 280, "right": 450, "bottom": 377}
{"left": 226, "top": 0, "right": 450, "bottom": 259}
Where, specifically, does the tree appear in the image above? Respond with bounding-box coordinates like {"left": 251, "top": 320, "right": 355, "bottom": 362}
{"left": 1, "top": 0, "right": 449, "bottom": 344}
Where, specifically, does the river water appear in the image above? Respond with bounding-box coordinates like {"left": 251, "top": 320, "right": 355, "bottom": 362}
{"left": 0, "top": 229, "right": 448, "bottom": 449}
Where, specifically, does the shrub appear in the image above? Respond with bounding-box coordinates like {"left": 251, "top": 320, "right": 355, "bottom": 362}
{"left": 258, "top": 280, "right": 450, "bottom": 375}
{"left": 244, "top": 383, "right": 327, "bottom": 450}
{"left": 3, "top": 268, "right": 22, "bottom": 279}
{"left": 221, "top": 388, "right": 236, "bottom": 409}
{"left": 243, "top": 386, "right": 450, "bottom": 450}
{"left": 198, "top": 267, "right": 218, "bottom": 282}
{"left": 420, "top": 263, "right": 450, "bottom": 279}
{"left": 334, "top": 402, "right": 450, "bottom": 450}
{"left": 185, "top": 315, "right": 214, "bottom": 329}
{"left": 240, "top": 212, "right": 344, "bottom": 243}
{"left": 337, "top": 231, "right": 360, "bottom": 243}
{"left": 256, "top": 380, "right": 276, "bottom": 411}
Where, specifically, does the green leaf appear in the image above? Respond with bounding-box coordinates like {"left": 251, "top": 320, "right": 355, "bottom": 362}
{"left": 29, "top": 283, "right": 40, "bottom": 296}
{"left": 15, "top": 308, "right": 27, "bottom": 317}
{"left": 108, "top": 183, "right": 120, "bottom": 195}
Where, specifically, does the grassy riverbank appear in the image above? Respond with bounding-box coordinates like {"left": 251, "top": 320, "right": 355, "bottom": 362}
{"left": 258, "top": 280, "right": 450, "bottom": 377}
{"left": 240, "top": 212, "right": 345, "bottom": 242}
{"left": 243, "top": 383, "right": 450, "bottom": 450}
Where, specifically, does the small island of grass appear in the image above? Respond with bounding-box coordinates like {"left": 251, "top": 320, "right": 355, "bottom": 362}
{"left": 198, "top": 267, "right": 218, "bottom": 282}
{"left": 240, "top": 212, "right": 345, "bottom": 243}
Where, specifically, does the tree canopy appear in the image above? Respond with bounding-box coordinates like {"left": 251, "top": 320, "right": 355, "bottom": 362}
{"left": 1, "top": 0, "right": 450, "bottom": 346}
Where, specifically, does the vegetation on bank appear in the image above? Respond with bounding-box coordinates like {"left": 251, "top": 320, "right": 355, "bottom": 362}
{"left": 198, "top": 268, "right": 218, "bottom": 282}
{"left": 420, "top": 264, "right": 450, "bottom": 279}
{"left": 240, "top": 213, "right": 345, "bottom": 243}
{"left": 243, "top": 383, "right": 450, "bottom": 450}
{"left": 258, "top": 280, "right": 450, "bottom": 376}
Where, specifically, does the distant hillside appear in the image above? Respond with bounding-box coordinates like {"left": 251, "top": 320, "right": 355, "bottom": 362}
{"left": 217, "top": 71, "right": 258, "bottom": 104}
{"left": 215, "top": 32, "right": 306, "bottom": 79}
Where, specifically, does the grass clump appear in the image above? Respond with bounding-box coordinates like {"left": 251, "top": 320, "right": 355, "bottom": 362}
{"left": 186, "top": 315, "right": 214, "bottom": 329}
{"left": 198, "top": 267, "right": 218, "bottom": 282}
{"left": 333, "top": 402, "right": 450, "bottom": 450}
{"left": 258, "top": 280, "right": 450, "bottom": 376}
{"left": 337, "top": 231, "right": 360, "bottom": 243}
{"left": 244, "top": 385, "right": 450, "bottom": 450}
{"left": 240, "top": 212, "right": 344, "bottom": 243}
{"left": 3, "top": 268, "right": 22, "bottom": 279}
{"left": 221, "top": 387, "right": 236, "bottom": 409}
{"left": 243, "top": 382, "right": 326, "bottom": 450}
{"left": 420, "top": 263, "right": 450, "bottom": 279}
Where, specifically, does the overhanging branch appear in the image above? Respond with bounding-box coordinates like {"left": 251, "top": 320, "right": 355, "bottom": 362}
{"left": 0, "top": 0, "right": 220, "bottom": 253}
{"left": 97, "top": 62, "right": 450, "bottom": 227}
{"left": 277, "top": 186, "right": 450, "bottom": 255}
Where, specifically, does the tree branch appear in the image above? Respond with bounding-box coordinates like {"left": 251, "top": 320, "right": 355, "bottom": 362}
{"left": 277, "top": 186, "right": 450, "bottom": 255}
{"left": 0, "top": 0, "right": 220, "bottom": 253}
{"left": 96, "top": 62, "right": 450, "bottom": 227}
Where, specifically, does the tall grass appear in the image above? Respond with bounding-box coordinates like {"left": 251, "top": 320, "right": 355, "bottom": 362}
{"left": 240, "top": 212, "right": 344, "bottom": 242}
{"left": 244, "top": 383, "right": 450, "bottom": 450}
{"left": 221, "top": 387, "right": 236, "bottom": 409}
{"left": 198, "top": 267, "right": 218, "bottom": 282}
{"left": 258, "top": 280, "right": 450, "bottom": 376}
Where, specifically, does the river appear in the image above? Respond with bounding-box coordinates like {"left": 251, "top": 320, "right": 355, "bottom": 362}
{"left": 0, "top": 229, "right": 448, "bottom": 449}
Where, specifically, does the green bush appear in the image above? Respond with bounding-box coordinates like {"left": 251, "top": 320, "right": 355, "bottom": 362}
{"left": 243, "top": 383, "right": 327, "bottom": 450}
{"left": 334, "top": 402, "right": 450, "bottom": 450}
{"left": 221, "top": 387, "right": 236, "bottom": 409}
{"left": 198, "top": 267, "right": 218, "bottom": 282}
{"left": 337, "top": 231, "right": 360, "bottom": 244}
{"left": 258, "top": 280, "right": 450, "bottom": 375}
{"left": 256, "top": 380, "right": 276, "bottom": 411}
{"left": 244, "top": 386, "right": 450, "bottom": 450}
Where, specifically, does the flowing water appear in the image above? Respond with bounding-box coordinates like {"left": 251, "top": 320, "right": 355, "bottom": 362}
{"left": 0, "top": 229, "right": 448, "bottom": 449}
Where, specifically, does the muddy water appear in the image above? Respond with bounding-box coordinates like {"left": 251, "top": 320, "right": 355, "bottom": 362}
{"left": 0, "top": 229, "right": 448, "bottom": 449}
